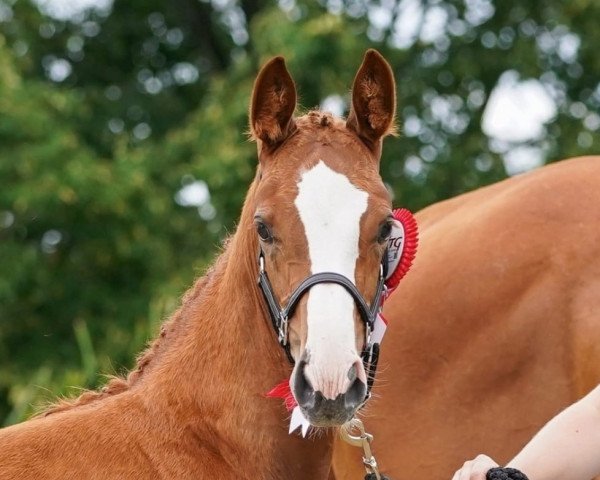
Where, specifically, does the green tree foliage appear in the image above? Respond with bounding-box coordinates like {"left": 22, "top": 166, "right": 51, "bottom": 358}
{"left": 0, "top": 33, "right": 216, "bottom": 423}
{"left": 0, "top": 0, "right": 598, "bottom": 424}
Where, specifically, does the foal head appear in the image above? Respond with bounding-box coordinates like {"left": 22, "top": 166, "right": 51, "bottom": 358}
{"left": 249, "top": 50, "right": 396, "bottom": 426}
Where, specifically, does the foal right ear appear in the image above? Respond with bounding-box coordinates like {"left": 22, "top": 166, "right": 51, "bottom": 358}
{"left": 346, "top": 49, "right": 396, "bottom": 149}
{"left": 249, "top": 56, "right": 297, "bottom": 148}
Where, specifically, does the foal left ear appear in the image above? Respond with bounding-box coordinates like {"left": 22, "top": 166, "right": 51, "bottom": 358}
{"left": 346, "top": 49, "right": 396, "bottom": 149}
{"left": 250, "top": 56, "right": 297, "bottom": 148}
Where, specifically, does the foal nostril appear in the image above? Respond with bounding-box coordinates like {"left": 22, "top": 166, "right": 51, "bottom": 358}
{"left": 292, "top": 358, "right": 316, "bottom": 409}
{"left": 344, "top": 374, "right": 367, "bottom": 410}
{"left": 345, "top": 359, "right": 367, "bottom": 408}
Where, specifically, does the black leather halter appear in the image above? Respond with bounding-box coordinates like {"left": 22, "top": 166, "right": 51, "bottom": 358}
{"left": 257, "top": 248, "right": 387, "bottom": 399}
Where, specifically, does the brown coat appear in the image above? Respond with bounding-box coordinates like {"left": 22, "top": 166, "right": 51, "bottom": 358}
{"left": 333, "top": 156, "right": 600, "bottom": 479}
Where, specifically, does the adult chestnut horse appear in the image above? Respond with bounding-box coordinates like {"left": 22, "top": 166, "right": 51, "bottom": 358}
{"left": 333, "top": 156, "right": 600, "bottom": 479}
{"left": 0, "top": 50, "right": 397, "bottom": 478}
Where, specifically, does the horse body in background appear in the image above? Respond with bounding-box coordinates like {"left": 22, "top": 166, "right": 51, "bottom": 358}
{"left": 0, "top": 51, "right": 398, "bottom": 479}
{"left": 333, "top": 156, "right": 600, "bottom": 479}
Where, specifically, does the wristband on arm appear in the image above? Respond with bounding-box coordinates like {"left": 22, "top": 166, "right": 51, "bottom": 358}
{"left": 486, "top": 467, "right": 529, "bottom": 480}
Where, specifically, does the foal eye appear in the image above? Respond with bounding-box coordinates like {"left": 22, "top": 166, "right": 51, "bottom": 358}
{"left": 256, "top": 222, "right": 273, "bottom": 242}
{"left": 377, "top": 221, "right": 393, "bottom": 243}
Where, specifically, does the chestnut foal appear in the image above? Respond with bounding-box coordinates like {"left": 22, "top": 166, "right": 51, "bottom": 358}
{"left": 0, "top": 50, "right": 397, "bottom": 479}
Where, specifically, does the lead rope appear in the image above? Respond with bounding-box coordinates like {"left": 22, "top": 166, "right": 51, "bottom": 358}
{"left": 340, "top": 419, "right": 391, "bottom": 480}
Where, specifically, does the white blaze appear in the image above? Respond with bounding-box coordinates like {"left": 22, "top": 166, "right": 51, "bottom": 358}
{"left": 294, "top": 160, "right": 368, "bottom": 399}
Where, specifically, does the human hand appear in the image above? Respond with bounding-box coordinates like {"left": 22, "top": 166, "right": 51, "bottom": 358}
{"left": 452, "top": 454, "right": 499, "bottom": 480}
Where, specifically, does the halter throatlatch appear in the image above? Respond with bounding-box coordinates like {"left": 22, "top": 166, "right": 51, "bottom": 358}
{"left": 257, "top": 249, "right": 387, "bottom": 397}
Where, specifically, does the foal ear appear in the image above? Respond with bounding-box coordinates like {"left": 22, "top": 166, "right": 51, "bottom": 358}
{"left": 250, "top": 56, "right": 297, "bottom": 147}
{"left": 346, "top": 49, "right": 396, "bottom": 147}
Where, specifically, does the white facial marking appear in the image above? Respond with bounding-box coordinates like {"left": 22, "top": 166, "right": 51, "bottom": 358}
{"left": 294, "top": 160, "right": 368, "bottom": 399}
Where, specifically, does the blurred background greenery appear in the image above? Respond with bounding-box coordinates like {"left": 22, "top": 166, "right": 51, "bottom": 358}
{"left": 0, "top": 0, "right": 598, "bottom": 425}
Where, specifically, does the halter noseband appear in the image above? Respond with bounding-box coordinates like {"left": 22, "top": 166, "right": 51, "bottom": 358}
{"left": 257, "top": 248, "right": 387, "bottom": 400}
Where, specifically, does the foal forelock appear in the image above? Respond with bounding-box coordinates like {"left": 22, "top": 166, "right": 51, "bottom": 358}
{"left": 294, "top": 161, "right": 368, "bottom": 394}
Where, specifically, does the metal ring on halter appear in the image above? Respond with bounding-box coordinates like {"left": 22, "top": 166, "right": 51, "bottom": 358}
{"left": 340, "top": 418, "right": 382, "bottom": 480}
{"left": 278, "top": 313, "right": 288, "bottom": 345}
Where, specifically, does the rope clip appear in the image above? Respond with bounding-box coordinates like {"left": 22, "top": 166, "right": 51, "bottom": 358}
{"left": 340, "top": 418, "right": 382, "bottom": 480}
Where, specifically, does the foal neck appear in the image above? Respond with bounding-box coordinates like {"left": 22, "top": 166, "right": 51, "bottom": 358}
{"left": 142, "top": 195, "right": 334, "bottom": 479}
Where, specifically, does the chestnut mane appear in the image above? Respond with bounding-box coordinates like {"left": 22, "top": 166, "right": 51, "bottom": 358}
{"left": 41, "top": 256, "right": 223, "bottom": 417}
